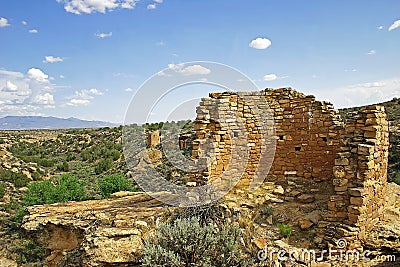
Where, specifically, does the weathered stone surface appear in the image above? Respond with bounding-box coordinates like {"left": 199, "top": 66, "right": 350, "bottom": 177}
{"left": 22, "top": 192, "right": 175, "bottom": 267}
{"left": 297, "top": 194, "right": 315, "bottom": 203}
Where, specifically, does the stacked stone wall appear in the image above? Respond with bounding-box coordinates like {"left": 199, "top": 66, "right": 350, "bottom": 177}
{"left": 191, "top": 88, "right": 389, "bottom": 249}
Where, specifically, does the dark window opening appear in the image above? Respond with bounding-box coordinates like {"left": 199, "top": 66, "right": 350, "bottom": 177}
{"left": 234, "top": 132, "right": 238, "bottom": 137}
{"left": 322, "top": 137, "right": 327, "bottom": 142}
{"left": 279, "top": 135, "right": 284, "bottom": 140}
{"left": 295, "top": 146, "right": 301, "bottom": 151}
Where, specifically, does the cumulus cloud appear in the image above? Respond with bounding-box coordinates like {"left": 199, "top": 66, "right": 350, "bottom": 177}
{"left": 249, "top": 37, "right": 272, "bottom": 49}
{"left": 57, "top": 0, "right": 138, "bottom": 14}
{"left": 0, "top": 17, "right": 10, "bottom": 28}
{"left": 66, "top": 88, "right": 104, "bottom": 106}
{"left": 44, "top": 56, "right": 64, "bottom": 63}
{"left": 32, "top": 93, "right": 55, "bottom": 105}
{"left": 125, "top": 87, "right": 133, "bottom": 92}
{"left": 367, "top": 49, "right": 376, "bottom": 55}
{"left": 322, "top": 78, "right": 400, "bottom": 108}
{"left": 22, "top": 20, "right": 27, "bottom": 25}
{"left": 121, "top": 0, "right": 136, "bottom": 9}
{"left": 28, "top": 68, "right": 49, "bottom": 82}
{"left": 262, "top": 73, "right": 287, "bottom": 81}
{"left": 147, "top": 4, "right": 156, "bottom": 9}
{"left": 67, "top": 99, "right": 91, "bottom": 106}
{"left": 29, "top": 29, "right": 38, "bottom": 33}
{"left": 88, "top": 88, "right": 103, "bottom": 95}
{"left": 377, "top": 25, "right": 384, "bottom": 30}
{"left": 95, "top": 32, "right": 112, "bottom": 38}
{"left": 2, "top": 81, "right": 18, "bottom": 92}
{"left": 263, "top": 74, "right": 277, "bottom": 81}
{"left": 154, "top": 0, "right": 163, "bottom": 3}
{"left": 389, "top": 19, "right": 400, "bottom": 31}
{"left": 0, "top": 68, "right": 56, "bottom": 115}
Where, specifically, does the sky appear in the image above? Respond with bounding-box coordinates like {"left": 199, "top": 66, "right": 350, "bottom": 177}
{"left": 0, "top": 0, "right": 399, "bottom": 123}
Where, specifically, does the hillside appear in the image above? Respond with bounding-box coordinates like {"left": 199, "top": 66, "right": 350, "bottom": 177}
{"left": 0, "top": 116, "right": 117, "bottom": 130}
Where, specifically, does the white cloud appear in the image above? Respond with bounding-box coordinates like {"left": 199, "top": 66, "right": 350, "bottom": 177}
{"left": 156, "top": 41, "right": 165, "bottom": 46}
{"left": 0, "top": 67, "right": 58, "bottom": 115}
{"left": 59, "top": 75, "right": 65, "bottom": 79}
{"left": 29, "top": 29, "right": 38, "bottom": 33}
{"left": 349, "top": 82, "right": 386, "bottom": 88}
{"left": 28, "top": 68, "right": 49, "bottom": 82}
{"left": 322, "top": 78, "right": 400, "bottom": 108}
{"left": 262, "top": 73, "right": 288, "bottom": 81}
{"left": 154, "top": 0, "right": 163, "bottom": 3}
{"left": 95, "top": 32, "right": 112, "bottom": 38}
{"left": 0, "top": 17, "right": 10, "bottom": 28}
{"left": 0, "top": 69, "right": 24, "bottom": 78}
{"left": 147, "top": 3, "right": 156, "bottom": 9}
{"left": 57, "top": 0, "right": 138, "bottom": 14}
{"left": 32, "top": 93, "right": 55, "bottom": 105}
{"left": 44, "top": 55, "right": 64, "bottom": 63}
{"left": 367, "top": 49, "right": 376, "bottom": 55}
{"left": 67, "top": 99, "right": 91, "bottom": 106}
{"left": 88, "top": 88, "right": 103, "bottom": 95}
{"left": 167, "top": 64, "right": 211, "bottom": 76}
{"left": 2, "top": 81, "right": 18, "bottom": 92}
{"left": 377, "top": 25, "right": 384, "bottom": 30}
{"left": 22, "top": 20, "right": 27, "bottom": 25}
{"left": 125, "top": 87, "right": 133, "bottom": 92}
{"left": 344, "top": 69, "right": 358, "bottom": 72}
{"left": 66, "top": 88, "right": 103, "bottom": 106}
{"left": 249, "top": 37, "right": 272, "bottom": 49}
{"left": 121, "top": 0, "right": 136, "bottom": 9}
{"left": 389, "top": 19, "right": 400, "bottom": 31}
{"left": 263, "top": 74, "right": 277, "bottom": 81}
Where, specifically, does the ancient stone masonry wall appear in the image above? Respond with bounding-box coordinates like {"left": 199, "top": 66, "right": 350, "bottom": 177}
{"left": 191, "top": 88, "right": 343, "bottom": 201}
{"left": 322, "top": 105, "right": 389, "bottom": 250}
{"left": 192, "top": 88, "right": 389, "bottom": 250}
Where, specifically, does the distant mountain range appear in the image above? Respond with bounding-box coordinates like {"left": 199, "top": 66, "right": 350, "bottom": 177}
{"left": 0, "top": 116, "right": 117, "bottom": 130}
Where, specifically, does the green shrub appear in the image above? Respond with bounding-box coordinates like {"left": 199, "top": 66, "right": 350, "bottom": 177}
{"left": 53, "top": 174, "right": 87, "bottom": 202}
{"left": 37, "top": 158, "right": 55, "bottom": 167}
{"left": 0, "top": 181, "right": 6, "bottom": 198}
{"left": 31, "top": 171, "right": 41, "bottom": 181}
{"left": 23, "top": 174, "right": 87, "bottom": 206}
{"left": 56, "top": 162, "right": 69, "bottom": 172}
{"left": 141, "top": 217, "right": 249, "bottom": 267}
{"left": 97, "top": 174, "right": 134, "bottom": 198}
{"left": 263, "top": 205, "right": 274, "bottom": 216}
{"left": 22, "top": 180, "right": 56, "bottom": 206}
{"left": 277, "top": 223, "right": 292, "bottom": 238}
{"left": 15, "top": 240, "right": 46, "bottom": 264}
{"left": 94, "top": 158, "right": 113, "bottom": 174}
{"left": 0, "top": 168, "right": 30, "bottom": 188}
{"left": 394, "top": 172, "right": 400, "bottom": 185}
{"left": 66, "top": 152, "right": 76, "bottom": 161}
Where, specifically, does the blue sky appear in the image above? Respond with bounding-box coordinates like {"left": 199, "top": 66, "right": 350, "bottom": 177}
{"left": 0, "top": 0, "right": 399, "bottom": 123}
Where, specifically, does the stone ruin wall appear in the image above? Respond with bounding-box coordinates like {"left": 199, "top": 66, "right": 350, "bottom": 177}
{"left": 323, "top": 105, "right": 389, "bottom": 250}
{"left": 191, "top": 87, "right": 389, "bottom": 249}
